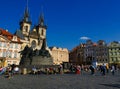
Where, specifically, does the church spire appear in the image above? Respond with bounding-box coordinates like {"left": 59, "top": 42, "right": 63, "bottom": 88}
{"left": 39, "top": 12, "right": 44, "bottom": 26}
{"left": 22, "top": 0, "right": 31, "bottom": 23}
{"left": 39, "top": 5, "right": 44, "bottom": 26}
{"left": 38, "top": 6, "right": 47, "bottom": 29}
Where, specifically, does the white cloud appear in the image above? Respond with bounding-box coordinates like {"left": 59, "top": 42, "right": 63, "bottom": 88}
{"left": 80, "top": 36, "right": 90, "bottom": 40}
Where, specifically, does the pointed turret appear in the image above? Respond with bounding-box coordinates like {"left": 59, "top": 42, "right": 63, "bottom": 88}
{"left": 38, "top": 6, "right": 47, "bottom": 29}
{"left": 38, "top": 13, "right": 47, "bottom": 29}
{"left": 23, "top": 7, "right": 30, "bottom": 22}
{"left": 20, "top": 0, "right": 31, "bottom": 24}
{"left": 39, "top": 13, "right": 44, "bottom": 26}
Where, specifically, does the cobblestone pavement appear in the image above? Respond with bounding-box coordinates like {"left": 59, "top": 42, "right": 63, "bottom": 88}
{"left": 0, "top": 71, "right": 120, "bottom": 89}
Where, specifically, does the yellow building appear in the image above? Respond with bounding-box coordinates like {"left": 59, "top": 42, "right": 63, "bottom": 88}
{"left": 50, "top": 47, "right": 69, "bottom": 65}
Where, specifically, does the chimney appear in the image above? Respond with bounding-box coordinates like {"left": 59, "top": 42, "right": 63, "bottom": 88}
{"left": 6, "top": 29, "right": 8, "bottom": 32}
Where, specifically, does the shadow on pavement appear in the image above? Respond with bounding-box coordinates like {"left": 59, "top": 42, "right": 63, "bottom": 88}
{"left": 100, "top": 84, "right": 120, "bottom": 88}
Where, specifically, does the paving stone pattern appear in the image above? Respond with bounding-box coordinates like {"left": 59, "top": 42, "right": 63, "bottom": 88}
{"left": 0, "top": 71, "right": 120, "bottom": 89}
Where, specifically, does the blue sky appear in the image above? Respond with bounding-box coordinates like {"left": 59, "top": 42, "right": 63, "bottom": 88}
{"left": 0, "top": 0, "right": 120, "bottom": 50}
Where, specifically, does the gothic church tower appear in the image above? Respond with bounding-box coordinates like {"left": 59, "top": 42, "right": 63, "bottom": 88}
{"left": 19, "top": 0, "right": 47, "bottom": 50}
{"left": 19, "top": 3, "right": 31, "bottom": 41}
{"left": 35, "top": 12, "right": 47, "bottom": 49}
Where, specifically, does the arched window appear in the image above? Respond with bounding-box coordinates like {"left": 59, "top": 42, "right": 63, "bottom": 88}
{"left": 41, "top": 29, "right": 44, "bottom": 36}
{"left": 31, "top": 40, "right": 36, "bottom": 49}
{"left": 26, "top": 26, "right": 28, "bottom": 32}
{"left": 24, "top": 26, "right": 28, "bottom": 32}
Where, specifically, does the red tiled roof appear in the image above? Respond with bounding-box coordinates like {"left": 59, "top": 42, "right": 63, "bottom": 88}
{"left": 0, "top": 28, "right": 12, "bottom": 36}
{"left": 0, "top": 28, "right": 22, "bottom": 43}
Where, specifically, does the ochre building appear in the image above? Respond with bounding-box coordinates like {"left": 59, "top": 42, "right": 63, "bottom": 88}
{"left": 50, "top": 47, "right": 69, "bottom": 65}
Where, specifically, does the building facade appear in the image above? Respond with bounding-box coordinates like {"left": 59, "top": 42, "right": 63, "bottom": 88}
{"left": 84, "top": 40, "right": 109, "bottom": 65}
{"left": 69, "top": 47, "right": 78, "bottom": 64}
{"left": 70, "top": 40, "right": 109, "bottom": 65}
{"left": 108, "top": 41, "right": 120, "bottom": 65}
{"left": 50, "top": 47, "right": 69, "bottom": 65}
{"left": 69, "top": 43, "right": 85, "bottom": 65}
{"left": 84, "top": 40, "right": 95, "bottom": 65}
{"left": 0, "top": 28, "right": 22, "bottom": 66}
{"left": 95, "top": 40, "right": 109, "bottom": 65}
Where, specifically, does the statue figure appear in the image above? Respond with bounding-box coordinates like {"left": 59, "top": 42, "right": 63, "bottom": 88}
{"left": 39, "top": 38, "right": 51, "bottom": 57}
{"left": 20, "top": 45, "right": 33, "bottom": 65}
{"left": 33, "top": 38, "right": 51, "bottom": 57}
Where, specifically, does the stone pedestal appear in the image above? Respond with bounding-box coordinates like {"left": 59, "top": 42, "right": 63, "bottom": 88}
{"left": 31, "top": 56, "right": 53, "bottom": 65}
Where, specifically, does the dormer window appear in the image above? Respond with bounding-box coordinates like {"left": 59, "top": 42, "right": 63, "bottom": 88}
{"left": 13, "top": 36, "right": 17, "bottom": 41}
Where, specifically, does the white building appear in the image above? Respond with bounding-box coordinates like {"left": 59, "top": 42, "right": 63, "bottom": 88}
{"left": 0, "top": 28, "right": 22, "bottom": 66}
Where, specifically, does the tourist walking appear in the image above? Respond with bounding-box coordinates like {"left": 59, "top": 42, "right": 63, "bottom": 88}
{"left": 5, "top": 65, "right": 12, "bottom": 79}
{"left": 101, "top": 64, "right": 106, "bottom": 76}
{"left": 76, "top": 65, "right": 81, "bottom": 74}
{"left": 58, "top": 64, "right": 63, "bottom": 74}
{"left": 89, "top": 65, "right": 95, "bottom": 75}
{"left": 111, "top": 65, "right": 115, "bottom": 75}
{"left": 106, "top": 64, "right": 109, "bottom": 73}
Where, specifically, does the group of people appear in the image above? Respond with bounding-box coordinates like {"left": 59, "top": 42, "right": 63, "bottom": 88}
{"left": 69, "top": 63, "right": 118, "bottom": 76}
{"left": 69, "top": 64, "right": 81, "bottom": 74}
{"left": 0, "top": 64, "right": 20, "bottom": 78}
{"left": 0, "top": 63, "right": 118, "bottom": 77}
{"left": 31, "top": 64, "right": 82, "bottom": 75}
{"left": 89, "top": 64, "right": 116, "bottom": 76}
{"left": 31, "top": 65, "right": 64, "bottom": 75}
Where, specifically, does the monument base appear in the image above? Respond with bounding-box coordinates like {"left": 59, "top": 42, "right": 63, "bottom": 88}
{"left": 20, "top": 55, "right": 53, "bottom": 67}
{"left": 32, "top": 56, "right": 53, "bottom": 65}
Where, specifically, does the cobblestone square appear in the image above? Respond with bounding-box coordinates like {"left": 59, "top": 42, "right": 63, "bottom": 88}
{"left": 0, "top": 71, "right": 120, "bottom": 89}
